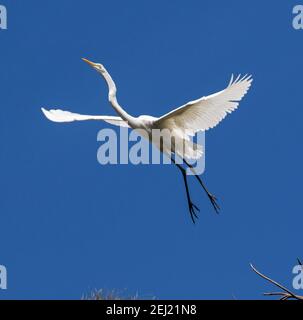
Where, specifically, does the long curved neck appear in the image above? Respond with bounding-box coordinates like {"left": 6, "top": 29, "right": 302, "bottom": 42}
{"left": 101, "top": 68, "right": 135, "bottom": 124}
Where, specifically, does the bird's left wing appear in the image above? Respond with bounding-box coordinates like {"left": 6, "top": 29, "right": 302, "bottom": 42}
{"left": 41, "top": 108, "right": 129, "bottom": 127}
{"left": 155, "top": 74, "right": 253, "bottom": 134}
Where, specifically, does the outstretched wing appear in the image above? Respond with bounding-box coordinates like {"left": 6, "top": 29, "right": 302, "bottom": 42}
{"left": 41, "top": 108, "right": 129, "bottom": 128}
{"left": 155, "top": 74, "right": 253, "bottom": 134}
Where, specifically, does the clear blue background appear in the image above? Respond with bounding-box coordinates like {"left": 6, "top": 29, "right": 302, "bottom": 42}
{"left": 0, "top": 1, "right": 302, "bottom": 299}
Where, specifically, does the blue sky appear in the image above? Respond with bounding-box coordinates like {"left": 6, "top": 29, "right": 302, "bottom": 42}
{"left": 0, "top": 1, "right": 302, "bottom": 299}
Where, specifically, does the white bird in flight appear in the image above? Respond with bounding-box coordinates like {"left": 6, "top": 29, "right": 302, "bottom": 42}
{"left": 42, "top": 58, "right": 253, "bottom": 223}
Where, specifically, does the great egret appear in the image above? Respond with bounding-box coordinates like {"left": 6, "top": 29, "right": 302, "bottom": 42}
{"left": 42, "top": 58, "right": 253, "bottom": 223}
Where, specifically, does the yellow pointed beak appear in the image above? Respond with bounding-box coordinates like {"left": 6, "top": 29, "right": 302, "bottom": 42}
{"left": 82, "top": 58, "right": 97, "bottom": 68}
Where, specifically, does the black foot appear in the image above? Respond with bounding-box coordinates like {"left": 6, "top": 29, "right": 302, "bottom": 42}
{"left": 208, "top": 193, "right": 220, "bottom": 214}
{"left": 189, "top": 201, "right": 200, "bottom": 224}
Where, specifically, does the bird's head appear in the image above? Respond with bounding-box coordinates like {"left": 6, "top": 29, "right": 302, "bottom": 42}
{"left": 82, "top": 58, "right": 106, "bottom": 74}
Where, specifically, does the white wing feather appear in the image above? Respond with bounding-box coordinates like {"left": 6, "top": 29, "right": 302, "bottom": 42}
{"left": 155, "top": 74, "right": 253, "bottom": 134}
{"left": 41, "top": 108, "right": 129, "bottom": 128}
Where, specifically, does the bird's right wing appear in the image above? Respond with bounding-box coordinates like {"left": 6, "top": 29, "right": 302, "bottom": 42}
{"left": 41, "top": 108, "right": 130, "bottom": 128}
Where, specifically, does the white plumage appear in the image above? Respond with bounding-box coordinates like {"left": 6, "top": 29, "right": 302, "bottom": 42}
{"left": 41, "top": 58, "right": 253, "bottom": 223}
{"left": 41, "top": 108, "right": 130, "bottom": 127}
{"left": 155, "top": 74, "right": 252, "bottom": 133}
{"left": 42, "top": 67, "right": 252, "bottom": 161}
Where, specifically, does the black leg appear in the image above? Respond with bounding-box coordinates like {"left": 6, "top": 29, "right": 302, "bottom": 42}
{"left": 183, "top": 159, "right": 220, "bottom": 214}
{"left": 171, "top": 157, "right": 200, "bottom": 223}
